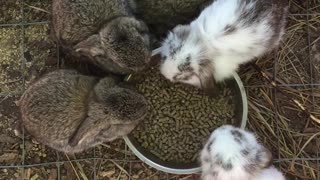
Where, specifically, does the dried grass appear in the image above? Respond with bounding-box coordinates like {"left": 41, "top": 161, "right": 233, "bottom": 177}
{"left": 0, "top": 0, "right": 319, "bottom": 179}
{"left": 242, "top": 1, "right": 320, "bottom": 179}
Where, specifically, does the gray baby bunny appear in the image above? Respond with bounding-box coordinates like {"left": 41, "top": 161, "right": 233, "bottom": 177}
{"left": 18, "top": 69, "right": 148, "bottom": 153}
{"left": 52, "top": 0, "right": 151, "bottom": 74}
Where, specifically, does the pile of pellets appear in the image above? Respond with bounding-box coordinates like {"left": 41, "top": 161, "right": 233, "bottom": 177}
{"left": 131, "top": 67, "right": 236, "bottom": 163}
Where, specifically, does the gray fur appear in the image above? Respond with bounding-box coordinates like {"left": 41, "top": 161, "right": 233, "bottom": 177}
{"left": 52, "top": 0, "right": 150, "bottom": 74}
{"left": 18, "top": 70, "right": 147, "bottom": 153}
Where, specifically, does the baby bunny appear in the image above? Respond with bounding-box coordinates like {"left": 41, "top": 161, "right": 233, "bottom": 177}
{"left": 18, "top": 69, "right": 148, "bottom": 153}
{"left": 52, "top": 0, "right": 150, "bottom": 74}
{"left": 200, "top": 125, "right": 285, "bottom": 180}
{"left": 156, "top": 0, "right": 288, "bottom": 92}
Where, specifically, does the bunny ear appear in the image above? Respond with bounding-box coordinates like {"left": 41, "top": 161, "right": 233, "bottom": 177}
{"left": 68, "top": 127, "right": 90, "bottom": 147}
{"left": 68, "top": 118, "right": 98, "bottom": 147}
{"left": 68, "top": 134, "right": 86, "bottom": 147}
{"left": 74, "top": 34, "right": 105, "bottom": 58}
{"left": 199, "top": 72, "right": 217, "bottom": 96}
{"left": 198, "top": 60, "right": 218, "bottom": 96}
{"left": 172, "top": 25, "right": 191, "bottom": 40}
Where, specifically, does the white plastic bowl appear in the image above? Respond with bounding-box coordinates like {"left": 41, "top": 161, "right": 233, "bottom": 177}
{"left": 124, "top": 72, "right": 248, "bottom": 174}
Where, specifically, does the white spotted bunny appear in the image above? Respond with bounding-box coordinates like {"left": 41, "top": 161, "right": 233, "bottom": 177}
{"left": 154, "top": 0, "right": 288, "bottom": 93}
{"left": 200, "top": 125, "right": 285, "bottom": 180}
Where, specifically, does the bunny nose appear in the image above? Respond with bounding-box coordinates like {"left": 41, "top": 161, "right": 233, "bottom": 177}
{"left": 171, "top": 77, "right": 180, "bottom": 83}
{"left": 171, "top": 76, "right": 178, "bottom": 83}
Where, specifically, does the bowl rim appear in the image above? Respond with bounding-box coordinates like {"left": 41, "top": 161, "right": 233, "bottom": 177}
{"left": 123, "top": 72, "right": 248, "bottom": 174}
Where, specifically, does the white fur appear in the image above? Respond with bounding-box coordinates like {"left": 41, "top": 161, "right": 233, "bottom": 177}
{"left": 191, "top": 0, "right": 275, "bottom": 81}
{"left": 254, "top": 166, "right": 286, "bottom": 180}
{"left": 200, "top": 125, "right": 277, "bottom": 180}
{"left": 160, "top": 29, "right": 203, "bottom": 87}
{"left": 159, "top": 0, "right": 287, "bottom": 86}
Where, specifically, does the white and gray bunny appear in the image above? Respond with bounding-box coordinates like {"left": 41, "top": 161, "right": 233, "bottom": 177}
{"left": 200, "top": 125, "right": 285, "bottom": 180}
{"left": 155, "top": 0, "right": 288, "bottom": 93}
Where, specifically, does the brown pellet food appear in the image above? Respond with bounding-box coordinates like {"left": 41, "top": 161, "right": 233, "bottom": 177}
{"left": 131, "top": 67, "right": 236, "bottom": 163}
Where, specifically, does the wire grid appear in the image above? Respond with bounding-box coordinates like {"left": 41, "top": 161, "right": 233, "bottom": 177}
{"left": 0, "top": 1, "right": 171, "bottom": 180}
{"left": 0, "top": 1, "right": 191, "bottom": 179}
{"left": 240, "top": 0, "right": 320, "bottom": 179}
{"left": 0, "top": 0, "right": 319, "bottom": 179}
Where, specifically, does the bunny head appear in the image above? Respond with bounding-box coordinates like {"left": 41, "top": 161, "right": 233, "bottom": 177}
{"left": 156, "top": 0, "right": 289, "bottom": 93}
{"left": 92, "top": 79, "right": 148, "bottom": 123}
{"left": 156, "top": 24, "right": 216, "bottom": 94}
{"left": 200, "top": 125, "right": 273, "bottom": 180}
{"left": 75, "top": 16, "right": 151, "bottom": 74}
{"left": 68, "top": 79, "right": 148, "bottom": 148}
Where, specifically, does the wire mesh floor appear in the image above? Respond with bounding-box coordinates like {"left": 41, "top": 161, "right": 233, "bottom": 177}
{"left": 0, "top": 0, "right": 320, "bottom": 179}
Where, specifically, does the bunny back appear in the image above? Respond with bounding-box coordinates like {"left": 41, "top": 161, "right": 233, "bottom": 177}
{"left": 190, "top": 0, "right": 288, "bottom": 81}
{"left": 19, "top": 70, "right": 97, "bottom": 151}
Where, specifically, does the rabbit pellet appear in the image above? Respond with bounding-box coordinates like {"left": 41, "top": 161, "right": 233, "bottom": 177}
{"left": 132, "top": 68, "right": 236, "bottom": 163}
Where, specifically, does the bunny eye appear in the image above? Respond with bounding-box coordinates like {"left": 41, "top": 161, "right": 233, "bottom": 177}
{"left": 174, "top": 72, "right": 196, "bottom": 82}
{"left": 117, "top": 35, "right": 128, "bottom": 43}
{"left": 161, "top": 55, "right": 167, "bottom": 61}
{"left": 138, "top": 29, "right": 148, "bottom": 35}
{"left": 178, "top": 61, "right": 192, "bottom": 72}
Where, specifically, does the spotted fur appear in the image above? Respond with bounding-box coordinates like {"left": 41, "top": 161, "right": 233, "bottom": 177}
{"left": 157, "top": 0, "right": 288, "bottom": 92}
{"left": 200, "top": 125, "right": 276, "bottom": 180}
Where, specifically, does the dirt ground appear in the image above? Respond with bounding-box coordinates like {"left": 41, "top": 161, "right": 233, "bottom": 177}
{"left": 0, "top": 0, "right": 320, "bottom": 180}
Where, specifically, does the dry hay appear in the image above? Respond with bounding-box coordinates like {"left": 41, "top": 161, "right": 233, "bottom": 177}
{"left": 0, "top": 0, "right": 320, "bottom": 179}
{"left": 239, "top": 0, "right": 320, "bottom": 179}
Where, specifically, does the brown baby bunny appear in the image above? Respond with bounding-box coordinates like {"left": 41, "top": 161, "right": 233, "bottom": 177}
{"left": 18, "top": 69, "right": 148, "bottom": 153}
{"left": 52, "top": 0, "right": 151, "bottom": 74}
{"left": 134, "top": 0, "right": 212, "bottom": 39}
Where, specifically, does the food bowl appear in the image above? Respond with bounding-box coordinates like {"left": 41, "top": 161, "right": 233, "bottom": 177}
{"left": 123, "top": 71, "right": 247, "bottom": 174}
